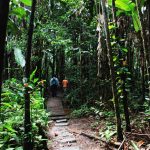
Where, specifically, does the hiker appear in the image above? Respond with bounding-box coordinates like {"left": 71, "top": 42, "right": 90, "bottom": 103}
{"left": 50, "top": 75, "right": 59, "bottom": 97}
{"left": 62, "top": 78, "right": 69, "bottom": 94}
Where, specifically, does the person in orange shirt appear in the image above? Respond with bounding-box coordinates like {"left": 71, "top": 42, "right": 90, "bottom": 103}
{"left": 62, "top": 78, "right": 69, "bottom": 93}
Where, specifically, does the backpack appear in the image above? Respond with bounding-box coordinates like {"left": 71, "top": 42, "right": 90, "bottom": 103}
{"left": 51, "top": 78, "right": 57, "bottom": 86}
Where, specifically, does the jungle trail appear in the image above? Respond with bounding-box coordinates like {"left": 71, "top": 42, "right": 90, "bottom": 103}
{"left": 0, "top": 0, "right": 150, "bottom": 150}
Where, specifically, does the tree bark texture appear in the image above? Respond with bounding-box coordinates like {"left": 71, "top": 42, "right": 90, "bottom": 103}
{"left": 0, "top": 0, "right": 10, "bottom": 118}
{"left": 112, "top": 0, "right": 131, "bottom": 132}
{"left": 59, "top": 48, "right": 65, "bottom": 82}
{"left": 135, "top": 0, "right": 148, "bottom": 103}
{"left": 52, "top": 48, "right": 56, "bottom": 75}
{"left": 100, "top": 0, "right": 123, "bottom": 141}
{"left": 24, "top": 0, "right": 36, "bottom": 149}
{"left": 4, "top": 52, "right": 9, "bottom": 80}
{"left": 122, "top": 73, "right": 131, "bottom": 132}
{"left": 112, "top": 0, "right": 116, "bottom": 25}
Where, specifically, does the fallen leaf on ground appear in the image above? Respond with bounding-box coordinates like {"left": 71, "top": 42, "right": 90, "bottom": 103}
{"left": 137, "top": 140, "right": 144, "bottom": 147}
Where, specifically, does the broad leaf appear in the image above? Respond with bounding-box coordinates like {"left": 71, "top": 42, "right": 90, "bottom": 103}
{"left": 108, "top": 0, "right": 135, "bottom": 11}
{"left": 132, "top": 10, "right": 141, "bottom": 32}
{"left": 4, "top": 124, "right": 17, "bottom": 133}
{"left": 122, "top": 48, "right": 128, "bottom": 52}
{"left": 15, "top": 147, "right": 23, "bottom": 150}
{"left": 11, "top": 7, "right": 26, "bottom": 18}
{"left": 0, "top": 144, "right": 4, "bottom": 148}
{"left": 30, "top": 67, "right": 37, "bottom": 81}
{"left": 33, "top": 78, "right": 39, "bottom": 83}
{"left": 2, "top": 103, "right": 13, "bottom": 108}
{"left": 7, "top": 20, "right": 19, "bottom": 34}
{"left": 20, "top": 0, "right": 32, "bottom": 6}
{"left": 14, "top": 48, "right": 26, "bottom": 68}
{"left": 108, "top": 0, "right": 141, "bottom": 32}
{"left": 12, "top": 0, "right": 20, "bottom": 4}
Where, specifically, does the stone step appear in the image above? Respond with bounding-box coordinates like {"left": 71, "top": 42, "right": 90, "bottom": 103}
{"left": 60, "top": 137, "right": 76, "bottom": 143}
{"left": 59, "top": 131, "right": 74, "bottom": 138}
{"left": 50, "top": 115, "right": 69, "bottom": 120}
{"left": 55, "top": 122, "right": 69, "bottom": 126}
{"left": 51, "top": 112, "right": 65, "bottom": 116}
{"left": 49, "top": 112, "right": 66, "bottom": 117}
{"left": 60, "top": 146, "right": 80, "bottom": 150}
{"left": 56, "top": 119, "right": 67, "bottom": 123}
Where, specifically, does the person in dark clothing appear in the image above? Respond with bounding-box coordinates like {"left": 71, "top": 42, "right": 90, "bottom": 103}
{"left": 50, "top": 75, "right": 59, "bottom": 97}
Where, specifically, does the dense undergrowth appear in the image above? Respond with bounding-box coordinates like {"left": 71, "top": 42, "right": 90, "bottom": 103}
{"left": 0, "top": 78, "right": 49, "bottom": 150}
{"left": 70, "top": 101, "right": 150, "bottom": 142}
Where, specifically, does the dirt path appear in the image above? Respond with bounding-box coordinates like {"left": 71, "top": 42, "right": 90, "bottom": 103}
{"left": 67, "top": 118, "right": 106, "bottom": 150}
{"left": 46, "top": 90, "right": 150, "bottom": 150}
{"left": 47, "top": 96, "right": 105, "bottom": 150}
{"left": 47, "top": 96, "right": 80, "bottom": 150}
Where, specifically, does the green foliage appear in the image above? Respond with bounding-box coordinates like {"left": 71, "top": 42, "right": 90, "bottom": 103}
{"left": 70, "top": 103, "right": 115, "bottom": 119}
{"left": 70, "top": 104, "right": 91, "bottom": 118}
{"left": 108, "top": 0, "right": 141, "bottom": 32}
{"left": 30, "top": 67, "right": 37, "bottom": 81}
{"left": 144, "top": 101, "right": 150, "bottom": 121}
{"left": 132, "top": 10, "right": 141, "bottom": 32}
{"left": 20, "top": 0, "right": 32, "bottom": 6}
{"left": 11, "top": 7, "right": 26, "bottom": 18}
{"left": 103, "top": 129, "right": 116, "bottom": 141}
{"left": 0, "top": 78, "right": 49, "bottom": 149}
{"left": 12, "top": 0, "right": 31, "bottom": 6}
{"left": 4, "top": 0, "right": 150, "bottom": 145}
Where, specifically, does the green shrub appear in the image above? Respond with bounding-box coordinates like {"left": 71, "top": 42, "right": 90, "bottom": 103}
{"left": 0, "top": 78, "right": 49, "bottom": 149}
{"left": 70, "top": 104, "right": 91, "bottom": 118}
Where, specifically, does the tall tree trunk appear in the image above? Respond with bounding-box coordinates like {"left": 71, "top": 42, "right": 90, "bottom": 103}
{"left": 52, "top": 49, "right": 56, "bottom": 75}
{"left": 56, "top": 49, "right": 59, "bottom": 77}
{"left": 148, "top": 1, "right": 150, "bottom": 106}
{"left": 88, "top": 0, "right": 95, "bottom": 22}
{"left": 59, "top": 48, "right": 65, "bottom": 82}
{"left": 4, "top": 51, "right": 9, "bottom": 80}
{"left": 135, "top": 0, "right": 148, "bottom": 103}
{"left": 72, "top": 30, "right": 78, "bottom": 65}
{"left": 148, "top": 1, "right": 150, "bottom": 59}
{"left": 101, "top": 0, "right": 123, "bottom": 141}
{"left": 112, "top": 0, "right": 131, "bottom": 132}
{"left": 122, "top": 73, "right": 131, "bottom": 131}
{"left": 24, "top": 0, "right": 36, "bottom": 149}
{"left": 0, "top": 0, "right": 10, "bottom": 119}
{"left": 112, "top": 0, "right": 116, "bottom": 25}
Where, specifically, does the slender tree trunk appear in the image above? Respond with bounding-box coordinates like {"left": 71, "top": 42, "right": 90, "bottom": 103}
{"left": 101, "top": 0, "right": 123, "bottom": 141}
{"left": 0, "top": 0, "right": 10, "bottom": 119}
{"left": 72, "top": 30, "right": 78, "bottom": 65}
{"left": 148, "top": 1, "right": 150, "bottom": 106}
{"left": 4, "top": 52, "right": 9, "bottom": 80}
{"left": 88, "top": 0, "right": 94, "bottom": 22}
{"left": 56, "top": 50, "right": 59, "bottom": 76}
{"left": 139, "top": 37, "right": 145, "bottom": 104}
{"left": 52, "top": 49, "right": 55, "bottom": 75}
{"left": 148, "top": 1, "right": 150, "bottom": 57}
{"left": 59, "top": 48, "right": 65, "bottom": 82}
{"left": 122, "top": 73, "right": 131, "bottom": 131}
{"left": 24, "top": 0, "right": 36, "bottom": 149}
{"left": 112, "top": 0, "right": 116, "bottom": 25}
{"left": 135, "top": 0, "right": 148, "bottom": 103}
{"left": 43, "top": 52, "right": 47, "bottom": 97}
{"left": 112, "top": 0, "right": 131, "bottom": 131}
